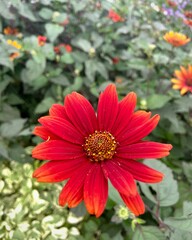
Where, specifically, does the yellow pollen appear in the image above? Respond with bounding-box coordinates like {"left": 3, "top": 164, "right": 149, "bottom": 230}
{"left": 83, "top": 131, "right": 117, "bottom": 162}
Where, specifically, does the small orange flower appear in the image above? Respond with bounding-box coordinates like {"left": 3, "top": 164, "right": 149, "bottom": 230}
{"left": 108, "top": 9, "right": 124, "bottom": 22}
{"left": 183, "top": 19, "right": 192, "bottom": 27}
{"left": 166, "top": 0, "right": 177, "bottom": 7}
{"left": 163, "top": 31, "right": 190, "bottom": 47}
{"left": 184, "top": 11, "right": 192, "bottom": 19}
{"left": 54, "top": 44, "right": 72, "bottom": 54}
{"left": 9, "top": 52, "right": 20, "bottom": 61}
{"left": 4, "top": 26, "right": 19, "bottom": 36}
{"left": 171, "top": 65, "right": 192, "bottom": 95}
{"left": 112, "top": 57, "right": 120, "bottom": 64}
{"left": 60, "top": 18, "right": 69, "bottom": 26}
{"left": 38, "top": 36, "right": 47, "bottom": 46}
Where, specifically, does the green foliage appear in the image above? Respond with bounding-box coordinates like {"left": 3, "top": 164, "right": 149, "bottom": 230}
{"left": 0, "top": 0, "right": 192, "bottom": 238}
{"left": 139, "top": 159, "right": 179, "bottom": 207}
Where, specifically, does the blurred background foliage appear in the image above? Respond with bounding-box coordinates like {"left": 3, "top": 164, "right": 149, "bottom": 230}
{"left": 0, "top": 0, "right": 192, "bottom": 239}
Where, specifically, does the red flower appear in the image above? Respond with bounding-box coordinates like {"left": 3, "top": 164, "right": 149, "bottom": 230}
{"left": 60, "top": 18, "right": 69, "bottom": 26}
{"left": 183, "top": 19, "right": 192, "bottom": 27}
{"left": 54, "top": 44, "right": 72, "bottom": 54}
{"left": 32, "top": 84, "right": 172, "bottom": 217}
{"left": 108, "top": 9, "right": 124, "bottom": 22}
{"left": 38, "top": 35, "right": 47, "bottom": 46}
{"left": 166, "top": 0, "right": 177, "bottom": 7}
{"left": 112, "top": 57, "right": 120, "bottom": 64}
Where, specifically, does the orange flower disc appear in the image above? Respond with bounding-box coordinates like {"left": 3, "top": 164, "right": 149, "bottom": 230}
{"left": 84, "top": 131, "right": 117, "bottom": 161}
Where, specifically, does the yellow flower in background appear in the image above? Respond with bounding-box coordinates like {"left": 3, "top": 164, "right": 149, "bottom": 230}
{"left": 7, "top": 39, "right": 22, "bottom": 49}
{"left": 171, "top": 65, "right": 192, "bottom": 95}
{"left": 163, "top": 31, "right": 190, "bottom": 47}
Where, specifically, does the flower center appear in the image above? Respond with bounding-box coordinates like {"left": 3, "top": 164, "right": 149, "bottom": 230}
{"left": 84, "top": 131, "right": 117, "bottom": 162}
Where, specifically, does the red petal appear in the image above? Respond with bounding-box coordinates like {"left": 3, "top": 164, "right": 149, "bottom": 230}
{"left": 32, "top": 140, "right": 84, "bottom": 160}
{"left": 117, "top": 158, "right": 164, "bottom": 183}
{"left": 59, "top": 161, "right": 92, "bottom": 207}
{"left": 39, "top": 116, "right": 84, "bottom": 145}
{"left": 64, "top": 92, "right": 97, "bottom": 136}
{"left": 33, "top": 126, "right": 60, "bottom": 140}
{"left": 84, "top": 164, "right": 108, "bottom": 217}
{"left": 97, "top": 84, "right": 119, "bottom": 132}
{"left": 102, "top": 160, "right": 137, "bottom": 196}
{"left": 49, "top": 104, "right": 68, "bottom": 119}
{"left": 118, "top": 114, "right": 160, "bottom": 144}
{"left": 126, "top": 111, "right": 151, "bottom": 130}
{"left": 112, "top": 92, "right": 136, "bottom": 136}
{"left": 117, "top": 141, "right": 172, "bottom": 159}
{"left": 33, "top": 157, "right": 88, "bottom": 182}
{"left": 120, "top": 192, "right": 145, "bottom": 216}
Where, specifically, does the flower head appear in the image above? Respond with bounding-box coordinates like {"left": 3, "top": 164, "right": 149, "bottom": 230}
{"left": 4, "top": 26, "right": 19, "bottom": 36}
{"left": 183, "top": 18, "right": 192, "bottom": 27}
{"left": 9, "top": 52, "right": 20, "bottom": 61}
{"left": 112, "top": 57, "right": 120, "bottom": 64}
{"left": 54, "top": 44, "right": 72, "bottom": 54}
{"left": 171, "top": 65, "right": 192, "bottom": 95}
{"left": 108, "top": 9, "right": 124, "bottom": 22}
{"left": 32, "top": 84, "right": 172, "bottom": 217}
{"left": 7, "top": 39, "right": 22, "bottom": 49}
{"left": 184, "top": 11, "right": 192, "bottom": 19}
{"left": 163, "top": 31, "right": 190, "bottom": 46}
{"left": 38, "top": 35, "right": 47, "bottom": 46}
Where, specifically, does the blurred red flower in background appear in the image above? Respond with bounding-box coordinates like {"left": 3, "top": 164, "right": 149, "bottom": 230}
{"left": 108, "top": 9, "right": 124, "bottom": 22}
{"left": 38, "top": 36, "right": 47, "bottom": 46}
{"left": 54, "top": 44, "right": 72, "bottom": 54}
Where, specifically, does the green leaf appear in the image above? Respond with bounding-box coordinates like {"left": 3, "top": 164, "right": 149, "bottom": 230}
{"left": 63, "top": 77, "right": 83, "bottom": 95}
{"left": 182, "top": 162, "right": 192, "bottom": 184}
{"left": 153, "top": 54, "right": 169, "bottom": 65}
{"left": 0, "top": 48, "right": 14, "bottom": 69}
{"left": 21, "top": 59, "right": 45, "bottom": 83}
{"left": 0, "top": 104, "right": 20, "bottom": 121}
{"left": 71, "top": 1, "right": 88, "bottom": 12}
{"left": 0, "top": 75, "right": 12, "bottom": 94}
{"left": 50, "top": 75, "right": 70, "bottom": 86}
{"left": 0, "top": 119, "right": 27, "bottom": 138}
{"left": 0, "top": 141, "right": 10, "bottom": 160}
{"left": 128, "top": 59, "right": 148, "bottom": 71}
{"left": 45, "top": 23, "right": 64, "bottom": 42}
{"left": 35, "top": 97, "right": 55, "bottom": 114}
{"left": 85, "top": 60, "right": 96, "bottom": 81}
{"left": 17, "top": 3, "right": 37, "bottom": 21}
{"left": 139, "top": 160, "right": 179, "bottom": 207}
{"left": 74, "top": 39, "right": 92, "bottom": 52}
{"left": 147, "top": 94, "right": 171, "bottom": 109}
{"left": 183, "top": 201, "right": 192, "bottom": 216}
{"left": 108, "top": 181, "right": 124, "bottom": 205}
{"left": 169, "top": 229, "right": 192, "bottom": 240}
{"left": 39, "top": 7, "right": 53, "bottom": 20}
{"left": 94, "top": 62, "right": 108, "bottom": 80}
{"left": 60, "top": 53, "right": 74, "bottom": 64}
{"left": 164, "top": 216, "right": 192, "bottom": 233}
{"left": 0, "top": 0, "right": 15, "bottom": 19}
{"left": 133, "top": 226, "right": 166, "bottom": 240}
{"left": 175, "top": 96, "right": 192, "bottom": 113}
{"left": 12, "top": 229, "right": 25, "bottom": 240}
